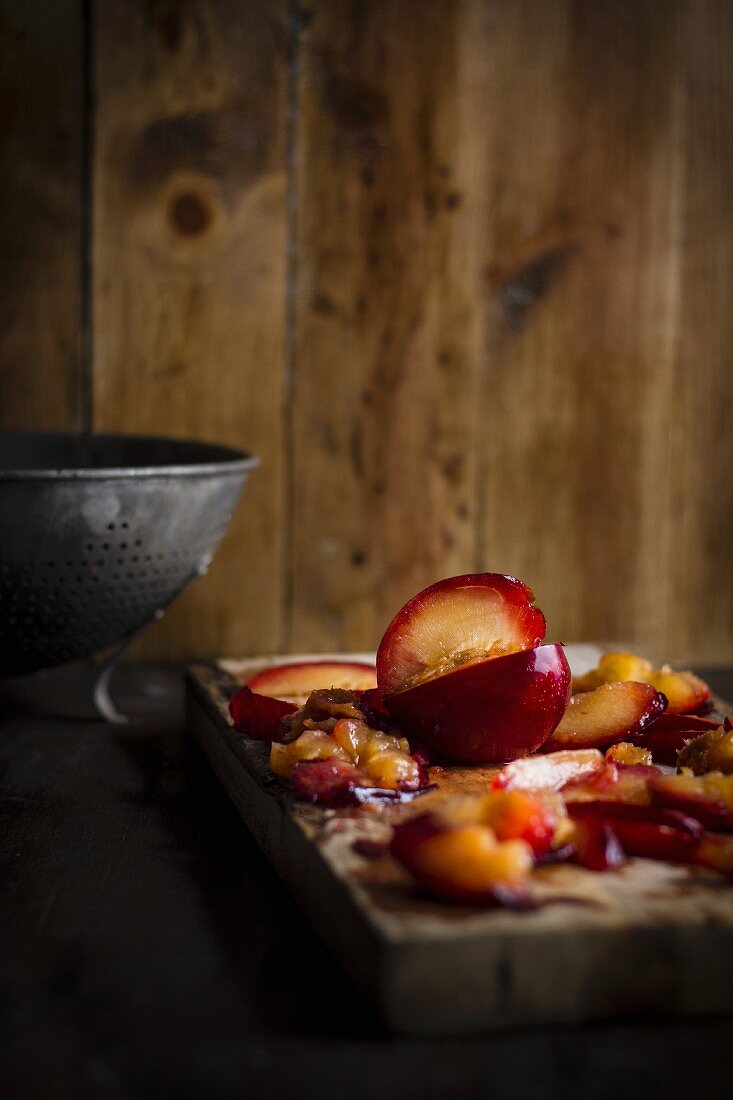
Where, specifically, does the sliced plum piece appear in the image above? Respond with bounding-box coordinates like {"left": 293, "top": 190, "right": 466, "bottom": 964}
{"left": 248, "top": 660, "right": 376, "bottom": 703}
{"left": 544, "top": 681, "right": 666, "bottom": 752}
{"left": 229, "top": 686, "right": 297, "bottom": 740}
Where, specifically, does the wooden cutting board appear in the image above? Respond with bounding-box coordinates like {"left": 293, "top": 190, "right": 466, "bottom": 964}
{"left": 186, "top": 651, "right": 733, "bottom": 1034}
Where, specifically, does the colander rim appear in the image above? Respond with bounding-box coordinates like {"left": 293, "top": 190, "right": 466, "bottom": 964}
{"left": 0, "top": 431, "right": 259, "bottom": 482}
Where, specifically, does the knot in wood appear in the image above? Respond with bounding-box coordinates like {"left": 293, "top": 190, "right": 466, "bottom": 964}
{"left": 169, "top": 190, "right": 211, "bottom": 237}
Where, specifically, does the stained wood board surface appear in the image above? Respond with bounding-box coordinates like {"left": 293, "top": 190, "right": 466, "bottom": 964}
{"left": 187, "top": 648, "right": 733, "bottom": 1035}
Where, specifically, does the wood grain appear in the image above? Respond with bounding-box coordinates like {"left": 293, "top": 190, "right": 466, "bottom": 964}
{"left": 671, "top": 0, "right": 733, "bottom": 663}
{"left": 288, "top": 0, "right": 733, "bottom": 663}
{"left": 478, "top": 0, "right": 688, "bottom": 658}
{"left": 288, "top": 0, "right": 488, "bottom": 652}
{"left": 1, "top": 1, "right": 731, "bottom": 664}
{"left": 0, "top": 0, "right": 84, "bottom": 429}
{"left": 92, "top": 0, "right": 289, "bottom": 658}
{"left": 188, "top": 652, "right": 733, "bottom": 1034}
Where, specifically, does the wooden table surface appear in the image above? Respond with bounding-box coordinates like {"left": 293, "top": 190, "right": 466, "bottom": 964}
{"left": 1, "top": 663, "right": 732, "bottom": 1100}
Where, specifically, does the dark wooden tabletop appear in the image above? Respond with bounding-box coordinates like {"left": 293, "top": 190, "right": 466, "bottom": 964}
{"left": 2, "top": 663, "right": 732, "bottom": 1100}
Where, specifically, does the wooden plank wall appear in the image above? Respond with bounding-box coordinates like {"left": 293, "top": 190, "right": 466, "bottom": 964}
{"left": 93, "top": 0, "right": 289, "bottom": 657}
{"left": 0, "top": 0, "right": 85, "bottom": 430}
{"left": 0, "top": 0, "right": 731, "bottom": 664}
{"left": 290, "top": 0, "right": 488, "bottom": 652}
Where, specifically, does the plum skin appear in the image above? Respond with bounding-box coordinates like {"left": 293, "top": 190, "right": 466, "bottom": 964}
{"left": 384, "top": 643, "right": 572, "bottom": 765}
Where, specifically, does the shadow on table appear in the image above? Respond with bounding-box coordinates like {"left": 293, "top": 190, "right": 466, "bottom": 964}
{"left": 2, "top": 663, "right": 733, "bottom": 1099}
{"left": 114, "top": 720, "right": 386, "bottom": 1041}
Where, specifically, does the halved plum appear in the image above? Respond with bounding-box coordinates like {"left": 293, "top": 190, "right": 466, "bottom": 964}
{"left": 573, "top": 652, "right": 653, "bottom": 693}
{"left": 544, "top": 681, "right": 667, "bottom": 752}
{"left": 376, "top": 574, "right": 566, "bottom": 764}
{"left": 568, "top": 801, "right": 703, "bottom": 863}
{"left": 247, "top": 660, "right": 376, "bottom": 702}
{"left": 376, "top": 573, "right": 546, "bottom": 697}
{"left": 384, "top": 644, "right": 571, "bottom": 764}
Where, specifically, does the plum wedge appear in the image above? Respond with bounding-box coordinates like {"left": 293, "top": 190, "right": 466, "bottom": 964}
{"left": 544, "top": 681, "right": 667, "bottom": 752}
{"left": 248, "top": 660, "right": 376, "bottom": 702}
{"left": 376, "top": 574, "right": 571, "bottom": 763}
{"left": 567, "top": 801, "right": 704, "bottom": 863}
{"left": 492, "top": 748, "right": 604, "bottom": 792}
{"left": 650, "top": 773, "right": 733, "bottom": 830}
{"left": 573, "top": 651, "right": 711, "bottom": 715}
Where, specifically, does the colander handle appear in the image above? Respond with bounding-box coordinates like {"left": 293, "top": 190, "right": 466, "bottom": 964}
{"left": 91, "top": 611, "right": 166, "bottom": 724}
{"left": 91, "top": 566, "right": 202, "bottom": 724}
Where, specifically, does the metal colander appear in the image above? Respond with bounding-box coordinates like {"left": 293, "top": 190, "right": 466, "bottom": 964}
{"left": 0, "top": 432, "right": 257, "bottom": 717}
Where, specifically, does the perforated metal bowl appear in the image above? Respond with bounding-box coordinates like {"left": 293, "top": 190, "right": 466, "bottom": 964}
{"left": 0, "top": 433, "right": 257, "bottom": 713}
